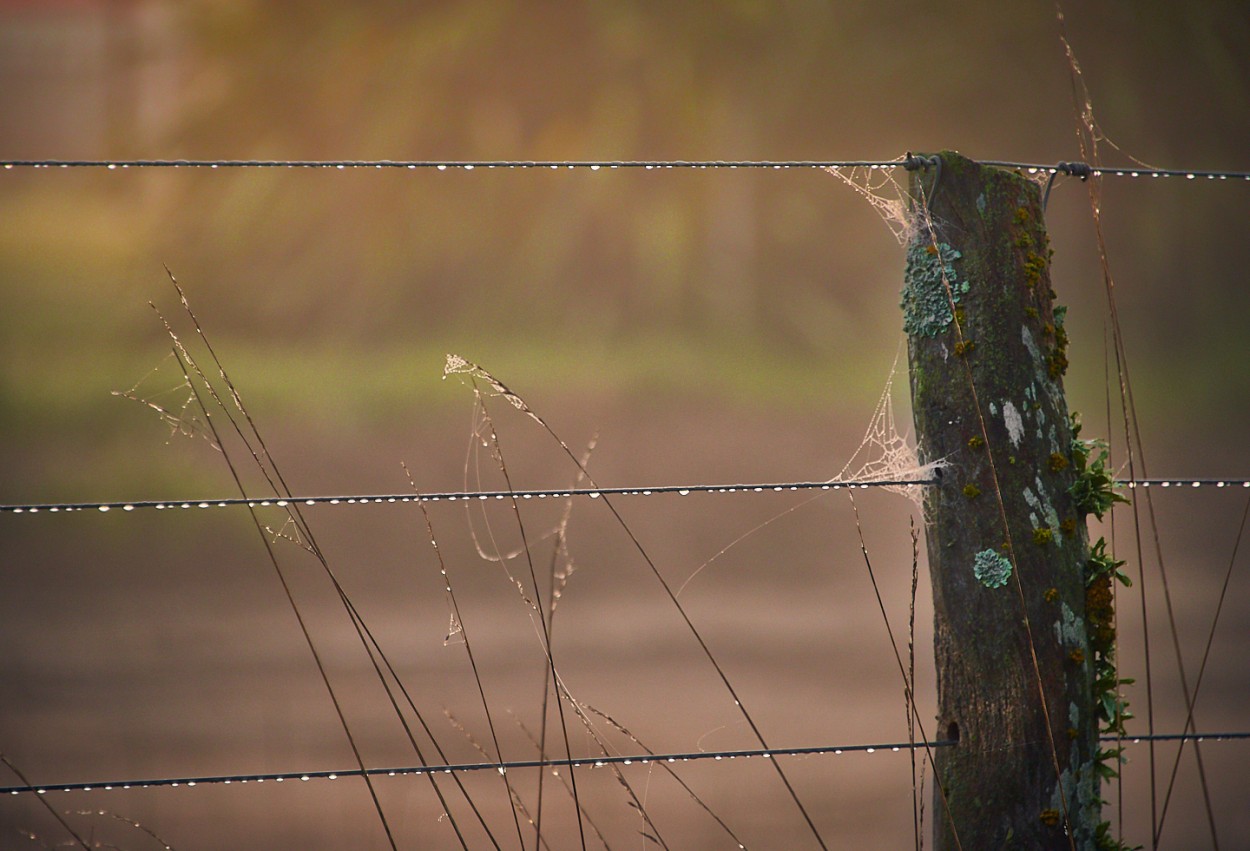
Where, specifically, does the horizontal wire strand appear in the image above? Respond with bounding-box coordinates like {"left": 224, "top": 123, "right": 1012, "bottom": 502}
{"left": 1, "top": 159, "right": 1249, "bottom": 180}
{"left": 3, "top": 478, "right": 1248, "bottom": 516}
{"left": 0, "top": 479, "right": 934, "bottom": 515}
{"left": 0, "top": 741, "right": 955, "bottom": 796}
{"left": 4, "top": 733, "right": 1245, "bottom": 797}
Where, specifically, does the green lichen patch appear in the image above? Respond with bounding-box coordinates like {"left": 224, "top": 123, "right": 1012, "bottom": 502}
{"left": 902, "top": 239, "right": 970, "bottom": 337}
{"left": 973, "top": 549, "right": 1013, "bottom": 589}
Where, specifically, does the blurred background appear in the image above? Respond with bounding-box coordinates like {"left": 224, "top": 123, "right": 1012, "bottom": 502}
{"left": 2, "top": 0, "right": 1249, "bottom": 847}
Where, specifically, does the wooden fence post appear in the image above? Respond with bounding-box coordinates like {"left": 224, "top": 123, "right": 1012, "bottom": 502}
{"left": 903, "top": 151, "right": 1100, "bottom": 848}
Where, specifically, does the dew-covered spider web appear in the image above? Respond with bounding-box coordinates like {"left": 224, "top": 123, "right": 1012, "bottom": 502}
{"left": 834, "top": 351, "right": 943, "bottom": 507}
{"left": 825, "top": 159, "right": 916, "bottom": 245}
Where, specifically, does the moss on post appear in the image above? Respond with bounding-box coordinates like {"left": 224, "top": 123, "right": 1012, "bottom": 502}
{"left": 905, "top": 152, "right": 1100, "bottom": 849}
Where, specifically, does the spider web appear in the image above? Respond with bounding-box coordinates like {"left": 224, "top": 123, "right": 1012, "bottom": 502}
{"left": 834, "top": 352, "right": 943, "bottom": 506}
{"left": 825, "top": 160, "right": 915, "bottom": 244}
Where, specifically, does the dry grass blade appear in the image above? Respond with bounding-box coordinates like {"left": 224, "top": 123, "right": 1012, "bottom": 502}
{"left": 408, "top": 463, "right": 528, "bottom": 850}
{"left": 445, "top": 354, "right": 828, "bottom": 850}
{"left": 846, "top": 494, "right": 959, "bottom": 850}
{"left": 456, "top": 380, "right": 588, "bottom": 849}
{"left": 511, "top": 714, "right": 613, "bottom": 850}
{"left": 156, "top": 275, "right": 500, "bottom": 850}
{"left": 445, "top": 710, "right": 545, "bottom": 851}
{"left": 579, "top": 703, "right": 749, "bottom": 848}
{"left": 1, "top": 754, "right": 90, "bottom": 850}
{"left": 70, "top": 809, "right": 177, "bottom": 850}
{"left": 1056, "top": 9, "right": 1218, "bottom": 845}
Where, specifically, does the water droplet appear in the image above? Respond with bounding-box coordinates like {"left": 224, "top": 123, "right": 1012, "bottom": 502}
{"left": 437, "top": 164, "right": 447, "bottom": 171}
{"left": 589, "top": 492, "right": 600, "bottom": 499}
{"left": 866, "top": 747, "right": 875, "bottom": 753}
{"left": 98, "top": 505, "right": 111, "bottom": 512}
{"left": 679, "top": 489, "right": 690, "bottom": 496}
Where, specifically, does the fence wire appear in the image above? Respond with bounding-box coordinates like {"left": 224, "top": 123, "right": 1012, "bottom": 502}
{"left": 2, "top": 478, "right": 1247, "bottom": 516}
{"left": 3, "top": 158, "right": 1250, "bottom": 180}
{"left": 3, "top": 733, "right": 1245, "bottom": 798}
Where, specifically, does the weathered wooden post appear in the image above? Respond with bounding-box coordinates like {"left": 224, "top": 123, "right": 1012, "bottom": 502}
{"left": 903, "top": 152, "right": 1100, "bottom": 848}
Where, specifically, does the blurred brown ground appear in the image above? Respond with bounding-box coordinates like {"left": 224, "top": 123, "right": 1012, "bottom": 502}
{"left": 2, "top": 2, "right": 1249, "bottom": 847}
